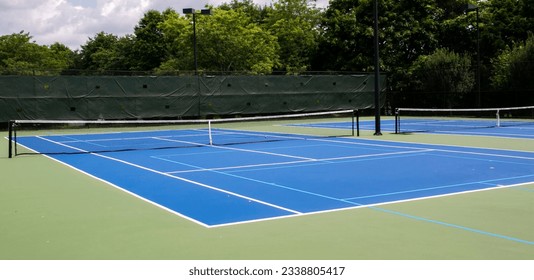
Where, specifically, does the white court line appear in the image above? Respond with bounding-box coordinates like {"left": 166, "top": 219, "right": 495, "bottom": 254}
{"left": 308, "top": 136, "right": 534, "bottom": 161}
{"left": 19, "top": 137, "right": 210, "bottom": 227}
{"left": 155, "top": 136, "right": 316, "bottom": 161}
{"left": 163, "top": 149, "right": 433, "bottom": 174}
{"left": 426, "top": 151, "right": 534, "bottom": 166}
{"left": 211, "top": 181, "right": 534, "bottom": 229}
{"left": 342, "top": 174, "right": 534, "bottom": 201}
{"left": 35, "top": 136, "right": 302, "bottom": 216}
{"left": 429, "top": 147, "right": 534, "bottom": 161}
{"left": 163, "top": 158, "right": 316, "bottom": 174}
{"left": 21, "top": 135, "right": 534, "bottom": 230}
{"left": 60, "top": 135, "right": 109, "bottom": 147}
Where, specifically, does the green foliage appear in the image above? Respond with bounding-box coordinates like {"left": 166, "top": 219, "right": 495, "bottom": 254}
{"left": 316, "top": 0, "right": 374, "bottom": 71}
{"left": 380, "top": 0, "right": 442, "bottom": 92}
{"left": 265, "top": 0, "right": 322, "bottom": 73}
{"left": 201, "top": 8, "right": 279, "bottom": 73}
{"left": 318, "top": 0, "right": 440, "bottom": 73}
{"left": 153, "top": 10, "right": 191, "bottom": 73}
{"left": 491, "top": 35, "right": 534, "bottom": 90}
{"left": 219, "top": 0, "right": 272, "bottom": 24}
{"left": 79, "top": 32, "right": 125, "bottom": 72}
{"left": 131, "top": 9, "right": 172, "bottom": 71}
{"left": 157, "top": 8, "right": 279, "bottom": 74}
{"left": 0, "top": 31, "right": 74, "bottom": 75}
{"left": 482, "top": 0, "right": 534, "bottom": 60}
{"left": 411, "top": 48, "right": 474, "bottom": 107}
{"left": 49, "top": 42, "right": 76, "bottom": 68}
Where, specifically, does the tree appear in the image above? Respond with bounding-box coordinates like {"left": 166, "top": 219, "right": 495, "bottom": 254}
{"left": 314, "top": 0, "right": 372, "bottom": 72}
{"left": 48, "top": 42, "right": 77, "bottom": 72}
{"left": 318, "top": 0, "right": 441, "bottom": 91}
{"left": 265, "top": 0, "right": 322, "bottom": 73}
{"left": 491, "top": 35, "right": 534, "bottom": 90}
{"left": 0, "top": 31, "right": 74, "bottom": 75}
{"left": 155, "top": 9, "right": 192, "bottom": 73}
{"left": 78, "top": 32, "right": 137, "bottom": 72}
{"left": 482, "top": 0, "right": 534, "bottom": 61}
{"left": 158, "top": 8, "right": 279, "bottom": 74}
{"left": 437, "top": 1, "right": 478, "bottom": 55}
{"left": 411, "top": 48, "right": 474, "bottom": 107}
{"left": 131, "top": 9, "right": 172, "bottom": 71}
{"left": 202, "top": 8, "right": 280, "bottom": 73}
{"left": 79, "top": 32, "right": 118, "bottom": 71}
{"left": 219, "top": 0, "right": 272, "bottom": 24}
{"left": 381, "top": 0, "right": 440, "bottom": 66}
{"left": 76, "top": 10, "right": 173, "bottom": 73}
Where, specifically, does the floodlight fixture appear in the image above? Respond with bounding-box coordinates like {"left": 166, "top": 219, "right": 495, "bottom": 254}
{"left": 182, "top": 8, "right": 195, "bottom": 14}
{"left": 466, "top": 3, "right": 478, "bottom": 11}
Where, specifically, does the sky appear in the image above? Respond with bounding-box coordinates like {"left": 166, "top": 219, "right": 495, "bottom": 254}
{"left": 0, "top": 0, "right": 329, "bottom": 50}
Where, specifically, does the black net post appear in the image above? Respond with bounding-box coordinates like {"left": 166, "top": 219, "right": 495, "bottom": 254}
{"left": 8, "top": 121, "right": 14, "bottom": 158}
{"left": 356, "top": 110, "right": 360, "bottom": 137}
{"left": 351, "top": 110, "right": 354, "bottom": 136}
{"left": 351, "top": 110, "right": 359, "bottom": 137}
{"left": 394, "top": 109, "right": 400, "bottom": 134}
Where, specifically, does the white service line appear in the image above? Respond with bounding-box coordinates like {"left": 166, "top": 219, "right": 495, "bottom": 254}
{"left": 162, "top": 149, "right": 434, "bottom": 174}
{"left": 155, "top": 136, "right": 316, "bottom": 161}
{"left": 36, "top": 136, "right": 302, "bottom": 216}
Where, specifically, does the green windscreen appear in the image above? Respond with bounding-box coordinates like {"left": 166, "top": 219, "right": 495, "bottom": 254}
{"left": 0, "top": 74, "right": 385, "bottom": 121}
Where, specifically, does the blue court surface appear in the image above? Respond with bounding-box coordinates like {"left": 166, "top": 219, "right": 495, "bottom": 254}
{"left": 15, "top": 128, "right": 534, "bottom": 227}
{"left": 300, "top": 119, "right": 534, "bottom": 139}
{"left": 392, "top": 118, "right": 534, "bottom": 139}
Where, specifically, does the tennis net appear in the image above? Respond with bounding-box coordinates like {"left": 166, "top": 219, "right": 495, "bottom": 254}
{"left": 8, "top": 110, "right": 358, "bottom": 158}
{"left": 394, "top": 106, "right": 534, "bottom": 134}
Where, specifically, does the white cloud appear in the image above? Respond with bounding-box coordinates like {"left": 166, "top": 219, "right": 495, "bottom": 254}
{"left": 0, "top": 0, "right": 38, "bottom": 9}
{"left": 0, "top": 0, "right": 329, "bottom": 50}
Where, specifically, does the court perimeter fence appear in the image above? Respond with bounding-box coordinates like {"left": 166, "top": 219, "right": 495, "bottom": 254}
{"left": 0, "top": 74, "right": 385, "bottom": 122}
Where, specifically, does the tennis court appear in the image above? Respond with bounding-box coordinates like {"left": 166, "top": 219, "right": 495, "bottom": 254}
{"left": 10, "top": 120, "right": 534, "bottom": 230}
{"left": 2, "top": 111, "right": 534, "bottom": 259}
{"left": 391, "top": 106, "right": 534, "bottom": 139}
{"left": 304, "top": 119, "right": 534, "bottom": 139}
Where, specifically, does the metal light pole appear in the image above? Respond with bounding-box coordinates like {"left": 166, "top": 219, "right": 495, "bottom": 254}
{"left": 373, "top": 0, "right": 382, "bottom": 135}
{"left": 183, "top": 8, "right": 212, "bottom": 75}
{"left": 466, "top": 3, "right": 480, "bottom": 107}
{"left": 183, "top": 8, "right": 211, "bottom": 117}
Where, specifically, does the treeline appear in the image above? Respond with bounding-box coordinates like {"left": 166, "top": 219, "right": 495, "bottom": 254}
{"left": 1, "top": 0, "right": 533, "bottom": 108}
